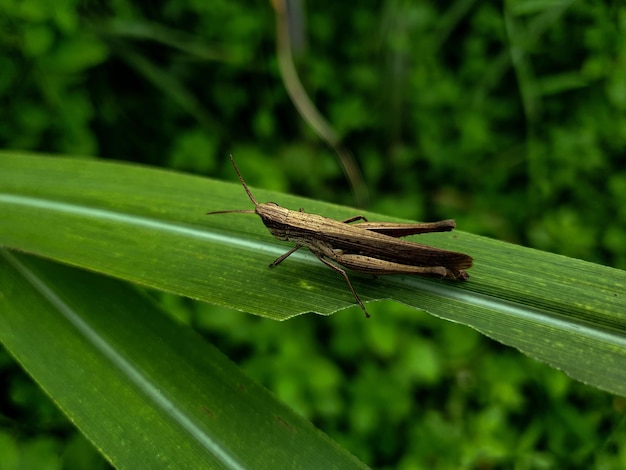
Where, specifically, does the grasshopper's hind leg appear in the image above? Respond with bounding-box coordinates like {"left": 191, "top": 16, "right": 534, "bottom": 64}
{"left": 314, "top": 255, "right": 370, "bottom": 318}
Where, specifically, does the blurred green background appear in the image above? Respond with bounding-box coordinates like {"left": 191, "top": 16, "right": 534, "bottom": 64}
{"left": 1, "top": 0, "right": 625, "bottom": 468}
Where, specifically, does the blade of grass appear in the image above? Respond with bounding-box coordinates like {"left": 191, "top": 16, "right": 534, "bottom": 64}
{"left": 1, "top": 152, "right": 625, "bottom": 396}
{"left": 0, "top": 250, "right": 368, "bottom": 469}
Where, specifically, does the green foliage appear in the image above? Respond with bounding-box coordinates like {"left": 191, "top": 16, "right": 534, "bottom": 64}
{"left": 1, "top": 0, "right": 625, "bottom": 468}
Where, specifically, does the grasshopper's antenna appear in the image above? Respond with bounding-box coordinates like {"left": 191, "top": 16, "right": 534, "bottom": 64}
{"left": 206, "top": 155, "right": 258, "bottom": 215}
{"left": 229, "top": 154, "right": 258, "bottom": 206}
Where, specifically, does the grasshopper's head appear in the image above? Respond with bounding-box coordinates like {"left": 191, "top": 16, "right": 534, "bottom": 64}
{"left": 255, "top": 202, "right": 290, "bottom": 240}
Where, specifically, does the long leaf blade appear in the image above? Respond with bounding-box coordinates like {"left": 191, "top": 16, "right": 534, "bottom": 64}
{"left": 1, "top": 152, "right": 625, "bottom": 396}
{"left": 0, "top": 251, "right": 367, "bottom": 469}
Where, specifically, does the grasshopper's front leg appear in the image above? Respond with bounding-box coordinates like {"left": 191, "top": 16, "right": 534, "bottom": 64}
{"left": 269, "top": 244, "right": 303, "bottom": 268}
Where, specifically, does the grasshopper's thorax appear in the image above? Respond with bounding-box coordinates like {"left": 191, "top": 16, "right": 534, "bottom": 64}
{"left": 255, "top": 202, "right": 291, "bottom": 241}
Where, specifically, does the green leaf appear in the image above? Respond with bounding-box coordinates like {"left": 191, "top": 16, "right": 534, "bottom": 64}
{"left": 1, "top": 151, "right": 625, "bottom": 398}
{"left": 0, "top": 251, "right": 367, "bottom": 469}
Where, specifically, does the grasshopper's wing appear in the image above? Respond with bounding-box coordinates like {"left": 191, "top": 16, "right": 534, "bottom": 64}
{"left": 320, "top": 220, "right": 473, "bottom": 271}
{"left": 351, "top": 219, "right": 456, "bottom": 237}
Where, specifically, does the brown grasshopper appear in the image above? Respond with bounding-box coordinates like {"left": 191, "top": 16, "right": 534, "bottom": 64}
{"left": 207, "top": 155, "right": 473, "bottom": 317}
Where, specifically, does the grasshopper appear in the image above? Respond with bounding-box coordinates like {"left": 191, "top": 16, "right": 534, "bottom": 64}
{"left": 207, "top": 155, "right": 473, "bottom": 317}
